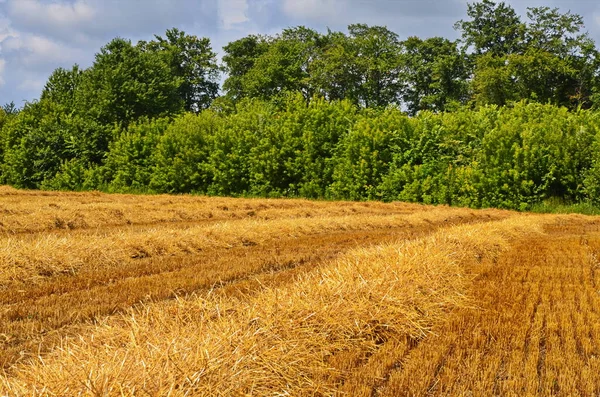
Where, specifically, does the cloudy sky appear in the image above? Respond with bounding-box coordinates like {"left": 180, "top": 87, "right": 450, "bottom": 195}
{"left": 1, "top": 0, "right": 599, "bottom": 105}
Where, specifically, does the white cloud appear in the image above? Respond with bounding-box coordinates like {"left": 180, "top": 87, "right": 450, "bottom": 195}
{"left": 281, "top": 0, "right": 337, "bottom": 21}
{"left": 0, "top": 15, "right": 13, "bottom": 42}
{"left": 2, "top": 34, "right": 87, "bottom": 70}
{"left": 219, "top": 0, "right": 250, "bottom": 29}
{"left": 8, "top": 0, "right": 95, "bottom": 28}
{"left": 0, "top": 58, "right": 5, "bottom": 86}
{"left": 4, "top": 0, "right": 220, "bottom": 46}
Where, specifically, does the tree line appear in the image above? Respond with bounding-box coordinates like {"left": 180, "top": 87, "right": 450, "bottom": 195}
{"left": 1, "top": 0, "right": 599, "bottom": 210}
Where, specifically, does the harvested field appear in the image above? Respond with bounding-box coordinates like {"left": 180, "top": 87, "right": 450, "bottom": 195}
{"left": 0, "top": 187, "right": 598, "bottom": 396}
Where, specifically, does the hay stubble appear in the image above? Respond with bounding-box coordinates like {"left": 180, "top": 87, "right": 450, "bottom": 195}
{"left": 0, "top": 188, "right": 598, "bottom": 395}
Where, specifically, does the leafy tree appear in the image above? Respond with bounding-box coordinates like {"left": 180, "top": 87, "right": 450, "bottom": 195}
{"left": 151, "top": 112, "right": 219, "bottom": 193}
{"left": 222, "top": 35, "right": 273, "bottom": 101}
{"left": 101, "top": 118, "right": 171, "bottom": 192}
{"left": 471, "top": 54, "right": 518, "bottom": 107}
{"left": 207, "top": 99, "right": 272, "bottom": 195}
{"left": 329, "top": 109, "right": 399, "bottom": 200}
{"left": 312, "top": 25, "right": 404, "bottom": 108}
{"left": 310, "top": 31, "right": 360, "bottom": 102}
{"left": 455, "top": 0, "right": 524, "bottom": 56}
{"left": 525, "top": 6, "right": 599, "bottom": 108}
{"left": 41, "top": 65, "right": 83, "bottom": 110}
{"left": 41, "top": 65, "right": 111, "bottom": 165}
{"left": 78, "top": 37, "right": 183, "bottom": 127}
{"left": 525, "top": 7, "right": 586, "bottom": 56}
{"left": 2, "top": 101, "right": 19, "bottom": 116}
{"left": 234, "top": 27, "right": 323, "bottom": 101}
{"left": 346, "top": 24, "right": 403, "bottom": 108}
{"left": 145, "top": 28, "right": 220, "bottom": 112}
{"left": 400, "top": 37, "right": 470, "bottom": 114}
{"left": 1, "top": 101, "right": 75, "bottom": 188}
{"left": 471, "top": 5, "right": 599, "bottom": 109}
{"left": 295, "top": 96, "right": 358, "bottom": 197}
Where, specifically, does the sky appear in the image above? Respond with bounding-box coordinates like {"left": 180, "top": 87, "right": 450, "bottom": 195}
{"left": 1, "top": 0, "right": 600, "bottom": 106}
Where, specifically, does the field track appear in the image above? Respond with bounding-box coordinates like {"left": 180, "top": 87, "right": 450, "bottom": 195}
{"left": 1, "top": 186, "right": 600, "bottom": 395}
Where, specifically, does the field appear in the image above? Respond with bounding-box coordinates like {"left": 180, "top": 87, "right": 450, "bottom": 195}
{"left": 1, "top": 186, "right": 599, "bottom": 396}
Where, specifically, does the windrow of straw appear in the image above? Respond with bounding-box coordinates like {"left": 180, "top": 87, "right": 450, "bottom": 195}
{"left": 0, "top": 206, "right": 504, "bottom": 286}
{"left": 0, "top": 185, "right": 430, "bottom": 235}
{"left": 1, "top": 216, "right": 551, "bottom": 396}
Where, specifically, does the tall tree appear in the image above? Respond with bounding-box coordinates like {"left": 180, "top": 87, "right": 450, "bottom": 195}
{"left": 79, "top": 37, "right": 183, "bottom": 126}
{"left": 222, "top": 35, "right": 272, "bottom": 101}
{"left": 225, "top": 27, "right": 323, "bottom": 101}
{"left": 454, "top": 0, "right": 524, "bottom": 56}
{"left": 525, "top": 6, "right": 599, "bottom": 108}
{"left": 469, "top": 4, "right": 599, "bottom": 108}
{"left": 146, "top": 29, "right": 220, "bottom": 112}
{"left": 400, "top": 37, "right": 470, "bottom": 115}
{"left": 347, "top": 24, "right": 403, "bottom": 108}
{"left": 525, "top": 7, "right": 586, "bottom": 56}
{"left": 41, "top": 65, "right": 83, "bottom": 111}
{"left": 2, "top": 102, "right": 19, "bottom": 116}
{"left": 311, "top": 30, "right": 360, "bottom": 102}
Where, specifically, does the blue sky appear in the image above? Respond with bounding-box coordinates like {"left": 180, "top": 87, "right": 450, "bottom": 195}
{"left": 1, "top": 0, "right": 599, "bottom": 106}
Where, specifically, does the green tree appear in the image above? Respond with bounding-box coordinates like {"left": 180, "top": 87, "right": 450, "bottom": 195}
{"left": 347, "top": 24, "right": 403, "bottom": 108}
{"left": 222, "top": 35, "right": 272, "bottom": 101}
{"left": 101, "top": 118, "right": 171, "bottom": 192}
{"left": 455, "top": 0, "right": 524, "bottom": 56}
{"left": 329, "top": 109, "right": 399, "bottom": 200}
{"left": 471, "top": 6, "right": 599, "bottom": 109}
{"left": 311, "top": 25, "right": 403, "bottom": 108}
{"left": 151, "top": 112, "right": 219, "bottom": 193}
{"left": 2, "top": 101, "right": 19, "bottom": 116}
{"left": 471, "top": 54, "right": 518, "bottom": 107}
{"left": 234, "top": 27, "right": 323, "bottom": 101}
{"left": 525, "top": 6, "right": 599, "bottom": 108}
{"left": 400, "top": 37, "right": 470, "bottom": 115}
{"left": 310, "top": 31, "right": 360, "bottom": 103}
{"left": 41, "top": 65, "right": 83, "bottom": 110}
{"left": 146, "top": 28, "right": 220, "bottom": 112}
{"left": 79, "top": 37, "right": 183, "bottom": 127}
{"left": 1, "top": 101, "right": 75, "bottom": 188}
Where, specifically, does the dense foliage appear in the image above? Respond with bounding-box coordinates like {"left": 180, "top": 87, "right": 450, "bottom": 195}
{"left": 1, "top": 1, "right": 600, "bottom": 210}
{"left": 4, "top": 94, "right": 599, "bottom": 210}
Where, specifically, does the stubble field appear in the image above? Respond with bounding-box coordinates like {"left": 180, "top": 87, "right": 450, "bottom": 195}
{"left": 0, "top": 186, "right": 599, "bottom": 396}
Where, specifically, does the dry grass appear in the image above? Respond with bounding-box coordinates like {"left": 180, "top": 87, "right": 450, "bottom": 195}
{"left": 0, "top": 186, "right": 432, "bottom": 235}
{"left": 0, "top": 187, "right": 506, "bottom": 374}
{"left": 0, "top": 208, "right": 502, "bottom": 286}
{"left": 1, "top": 216, "right": 547, "bottom": 396}
{"left": 2, "top": 187, "right": 598, "bottom": 396}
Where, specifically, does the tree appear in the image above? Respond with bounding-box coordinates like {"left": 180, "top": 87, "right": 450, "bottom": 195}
{"left": 525, "top": 6, "right": 599, "bottom": 108}
{"left": 2, "top": 101, "right": 19, "bottom": 116}
{"left": 525, "top": 7, "right": 586, "bottom": 57}
{"left": 41, "top": 65, "right": 83, "bottom": 110}
{"left": 455, "top": 0, "right": 524, "bottom": 56}
{"left": 400, "top": 37, "right": 470, "bottom": 114}
{"left": 471, "top": 54, "right": 517, "bottom": 106}
{"left": 470, "top": 5, "right": 599, "bottom": 109}
{"left": 225, "top": 27, "right": 324, "bottom": 101}
{"left": 146, "top": 28, "right": 220, "bottom": 112}
{"left": 347, "top": 24, "right": 403, "bottom": 108}
{"left": 79, "top": 37, "right": 183, "bottom": 127}
{"left": 222, "top": 35, "right": 273, "bottom": 101}
{"left": 311, "top": 30, "right": 360, "bottom": 102}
